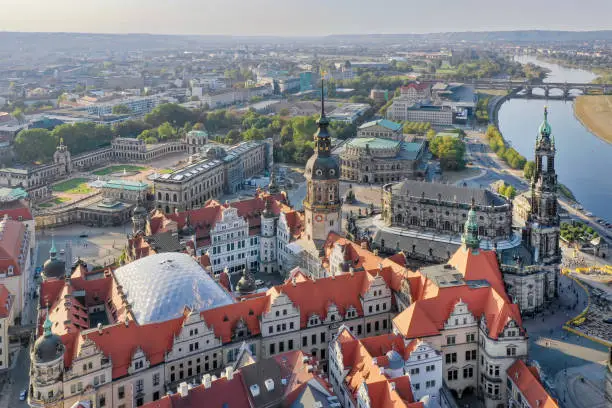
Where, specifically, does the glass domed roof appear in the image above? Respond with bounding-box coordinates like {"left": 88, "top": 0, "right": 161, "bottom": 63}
{"left": 114, "top": 253, "right": 234, "bottom": 324}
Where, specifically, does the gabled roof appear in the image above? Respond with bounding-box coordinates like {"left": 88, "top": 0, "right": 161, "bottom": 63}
{"left": 393, "top": 283, "right": 522, "bottom": 340}
{"left": 85, "top": 318, "right": 184, "bottom": 379}
{"left": 507, "top": 360, "right": 558, "bottom": 408}
{"left": 200, "top": 295, "right": 269, "bottom": 343}
{"left": 149, "top": 192, "right": 290, "bottom": 246}
{"left": 336, "top": 328, "right": 422, "bottom": 408}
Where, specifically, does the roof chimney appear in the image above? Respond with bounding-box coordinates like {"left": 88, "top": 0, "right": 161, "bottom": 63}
{"left": 264, "top": 378, "right": 275, "bottom": 392}
{"left": 225, "top": 366, "right": 234, "bottom": 381}
{"left": 202, "top": 374, "right": 212, "bottom": 389}
{"left": 178, "top": 382, "right": 189, "bottom": 397}
{"left": 249, "top": 384, "right": 260, "bottom": 397}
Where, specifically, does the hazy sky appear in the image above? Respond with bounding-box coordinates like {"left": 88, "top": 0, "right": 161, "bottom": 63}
{"left": 2, "top": 0, "right": 611, "bottom": 36}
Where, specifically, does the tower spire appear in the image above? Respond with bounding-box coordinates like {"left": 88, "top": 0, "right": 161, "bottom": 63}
{"left": 49, "top": 236, "right": 57, "bottom": 259}
{"left": 43, "top": 310, "right": 53, "bottom": 338}
{"left": 462, "top": 204, "right": 480, "bottom": 250}
{"left": 314, "top": 78, "right": 331, "bottom": 156}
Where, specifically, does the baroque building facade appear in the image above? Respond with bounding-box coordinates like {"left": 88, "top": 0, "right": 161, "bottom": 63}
{"left": 339, "top": 138, "right": 427, "bottom": 184}
{"left": 153, "top": 140, "right": 271, "bottom": 213}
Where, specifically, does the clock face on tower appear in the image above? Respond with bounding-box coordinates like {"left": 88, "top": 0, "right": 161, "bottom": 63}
{"left": 315, "top": 215, "right": 324, "bottom": 223}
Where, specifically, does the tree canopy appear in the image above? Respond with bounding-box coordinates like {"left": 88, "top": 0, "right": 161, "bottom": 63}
{"left": 429, "top": 135, "right": 466, "bottom": 170}
{"left": 14, "top": 129, "right": 58, "bottom": 163}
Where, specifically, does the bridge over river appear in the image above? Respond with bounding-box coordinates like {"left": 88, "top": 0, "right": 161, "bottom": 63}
{"left": 469, "top": 79, "right": 612, "bottom": 99}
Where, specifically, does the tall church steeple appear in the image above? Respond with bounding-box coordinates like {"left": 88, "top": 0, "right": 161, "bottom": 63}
{"left": 527, "top": 106, "right": 561, "bottom": 265}
{"left": 302, "top": 80, "right": 341, "bottom": 247}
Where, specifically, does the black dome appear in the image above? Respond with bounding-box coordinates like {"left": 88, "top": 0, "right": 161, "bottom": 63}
{"left": 235, "top": 270, "right": 256, "bottom": 294}
{"left": 305, "top": 154, "right": 339, "bottom": 181}
{"left": 42, "top": 258, "right": 65, "bottom": 280}
{"left": 33, "top": 332, "right": 64, "bottom": 363}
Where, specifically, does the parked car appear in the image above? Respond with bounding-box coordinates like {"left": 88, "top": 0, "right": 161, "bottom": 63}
{"left": 255, "top": 279, "right": 264, "bottom": 287}
{"left": 19, "top": 390, "right": 27, "bottom": 401}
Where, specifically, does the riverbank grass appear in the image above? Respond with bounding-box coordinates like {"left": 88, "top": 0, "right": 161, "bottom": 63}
{"left": 574, "top": 96, "right": 612, "bottom": 144}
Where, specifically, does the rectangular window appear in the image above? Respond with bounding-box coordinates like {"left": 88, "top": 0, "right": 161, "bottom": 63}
{"left": 288, "top": 339, "right": 293, "bottom": 350}
{"left": 466, "top": 333, "right": 475, "bottom": 342}
{"left": 447, "top": 370, "right": 458, "bottom": 381}
{"left": 383, "top": 319, "right": 388, "bottom": 329}
{"left": 118, "top": 386, "right": 125, "bottom": 399}
{"left": 320, "top": 349, "right": 325, "bottom": 359}
{"left": 446, "top": 335, "right": 456, "bottom": 345}
{"left": 445, "top": 353, "right": 457, "bottom": 364}
{"left": 279, "top": 341, "right": 285, "bottom": 353}
{"left": 269, "top": 343, "right": 275, "bottom": 355}
{"left": 414, "top": 383, "right": 420, "bottom": 390}
{"left": 320, "top": 332, "right": 325, "bottom": 343}
{"left": 463, "top": 367, "right": 473, "bottom": 378}
{"left": 366, "top": 323, "right": 371, "bottom": 333}
{"left": 153, "top": 392, "right": 160, "bottom": 401}
{"left": 312, "top": 334, "right": 316, "bottom": 345}
{"left": 302, "top": 336, "right": 307, "bottom": 347}
{"left": 357, "top": 325, "right": 362, "bottom": 335}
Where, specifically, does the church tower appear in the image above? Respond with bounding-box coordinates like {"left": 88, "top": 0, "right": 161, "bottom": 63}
{"left": 528, "top": 107, "right": 561, "bottom": 265}
{"left": 132, "top": 195, "right": 147, "bottom": 234}
{"left": 303, "top": 81, "right": 341, "bottom": 247}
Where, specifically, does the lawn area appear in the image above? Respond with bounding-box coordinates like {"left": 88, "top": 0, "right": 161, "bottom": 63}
{"left": 52, "top": 178, "right": 93, "bottom": 194}
{"left": 158, "top": 169, "right": 174, "bottom": 174}
{"left": 477, "top": 89, "right": 509, "bottom": 96}
{"left": 38, "top": 197, "right": 72, "bottom": 208}
{"left": 93, "top": 165, "right": 146, "bottom": 176}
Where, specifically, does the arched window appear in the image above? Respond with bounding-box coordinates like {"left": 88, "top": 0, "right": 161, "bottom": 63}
{"left": 165, "top": 193, "right": 170, "bottom": 201}
{"left": 157, "top": 192, "right": 162, "bottom": 200}
{"left": 173, "top": 194, "right": 178, "bottom": 202}
{"left": 427, "top": 219, "right": 436, "bottom": 228}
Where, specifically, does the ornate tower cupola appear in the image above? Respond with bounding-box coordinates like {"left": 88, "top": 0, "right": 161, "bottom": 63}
{"left": 462, "top": 205, "right": 480, "bottom": 251}
{"left": 302, "top": 80, "right": 341, "bottom": 247}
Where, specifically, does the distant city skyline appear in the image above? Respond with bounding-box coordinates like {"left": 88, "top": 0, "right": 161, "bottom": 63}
{"left": 2, "top": 0, "right": 612, "bottom": 36}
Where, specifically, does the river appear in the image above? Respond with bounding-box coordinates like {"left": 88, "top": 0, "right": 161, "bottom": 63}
{"left": 497, "top": 55, "right": 612, "bottom": 221}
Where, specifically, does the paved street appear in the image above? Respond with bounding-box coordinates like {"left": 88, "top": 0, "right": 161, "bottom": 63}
{"left": 0, "top": 347, "right": 31, "bottom": 408}
{"left": 522, "top": 273, "right": 609, "bottom": 407}
{"left": 36, "top": 225, "right": 129, "bottom": 272}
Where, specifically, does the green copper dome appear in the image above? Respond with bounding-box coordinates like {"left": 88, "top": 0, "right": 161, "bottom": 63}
{"left": 538, "top": 106, "right": 552, "bottom": 138}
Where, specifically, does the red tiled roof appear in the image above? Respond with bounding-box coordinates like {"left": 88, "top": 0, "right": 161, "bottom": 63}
{"left": 0, "top": 207, "right": 33, "bottom": 221}
{"left": 393, "top": 283, "right": 522, "bottom": 340}
{"left": 149, "top": 192, "right": 290, "bottom": 247}
{"left": 507, "top": 360, "right": 559, "bottom": 408}
{"left": 0, "top": 284, "right": 12, "bottom": 318}
{"left": 200, "top": 295, "right": 269, "bottom": 343}
{"left": 0, "top": 218, "right": 26, "bottom": 275}
{"left": 401, "top": 82, "right": 430, "bottom": 92}
{"left": 143, "top": 371, "right": 250, "bottom": 408}
{"left": 85, "top": 318, "right": 184, "bottom": 379}
{"left": 447, "top": 247, "right": 508, "bottom": 301}
{"left": 336, "top": 328, "right": 422, "bottom": 408}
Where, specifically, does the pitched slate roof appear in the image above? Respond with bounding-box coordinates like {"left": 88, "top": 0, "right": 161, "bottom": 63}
{"left": 390, "top": 180, "right": 507, "bottom": 207}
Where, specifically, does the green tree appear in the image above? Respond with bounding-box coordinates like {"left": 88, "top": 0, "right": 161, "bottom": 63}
{"left": 429, "top": 135, "right": 466, "bottom": 170}
{"left": 12, "top": 108, "right": 24, "bottom": 123}
{"left": 523, "top": 161, "right": 536, "bottom": 180}
{"left": 144, "top": 103, "right": 196, "bottom": 128}
{"left": 426, "top": 129, "right": 437, "bottom": 141}
{"left": 279, "top": 108, "right": 290, "bottom": 117}
{"left": 137, "top": 128, "right": 158, "bottom": 141}
{"left": 157, "top": 122, "right": 175, "bottom": 140}
{"left": 14, "top": 129, "right": 57, "bottom": 163}
{"left": 113, "top": 120, "right": 152, "bottom": 138}
{"left": 112, "top": 104, "right": 132, "bottom": 115}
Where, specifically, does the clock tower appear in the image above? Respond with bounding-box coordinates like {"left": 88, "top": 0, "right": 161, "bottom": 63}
{"left": 303, "top": 81, "right": 341, "bottom": 247}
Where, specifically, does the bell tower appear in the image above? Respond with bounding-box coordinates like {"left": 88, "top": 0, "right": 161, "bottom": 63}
{"left": 527, "top": 106, "right": 561, "bottom": 265}
{"left": 303, "top": 80, "right": 341, "bottom": 247}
